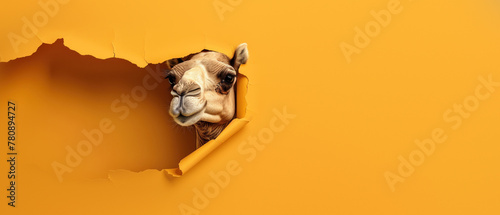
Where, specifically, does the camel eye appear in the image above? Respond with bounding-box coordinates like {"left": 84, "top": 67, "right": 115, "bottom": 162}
{"left": 223, "top": 74, "right": 235, "bottom": 84}
{"left": 166, "top": 74, "right": 176, "bottom": 86}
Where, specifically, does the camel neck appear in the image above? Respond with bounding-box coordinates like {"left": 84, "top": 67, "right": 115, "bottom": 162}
{"left": 194, "top": 121, "right": 231, "bottom": 148}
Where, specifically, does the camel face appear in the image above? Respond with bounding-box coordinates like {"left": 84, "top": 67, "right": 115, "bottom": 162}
{"left": 166, "top": 44, "right": 248, "bottom": 127}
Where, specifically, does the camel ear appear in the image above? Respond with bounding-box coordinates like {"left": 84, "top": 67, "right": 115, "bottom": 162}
{"left": 165, "top": 58, "right": 183, "bottom": 70}
{"left": 231, "top": 43, "right": 249, "bottom": 71}
{"left": 165, "top": 52, "right": 199, "bottom": 70}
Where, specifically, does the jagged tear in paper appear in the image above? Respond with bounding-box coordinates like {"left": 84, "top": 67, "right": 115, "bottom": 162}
{"left": 0, "top": 38, "right": 250, "bottom": 180}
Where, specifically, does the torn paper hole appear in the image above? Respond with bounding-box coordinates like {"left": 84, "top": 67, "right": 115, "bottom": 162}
{"left": 0, "top": 39, "right": 249, "bottom": 181}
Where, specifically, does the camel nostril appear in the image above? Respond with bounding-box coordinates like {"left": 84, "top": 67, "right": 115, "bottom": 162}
{"left": 171, "top": 89, "right": 179, "bottom": 97}
{"left": 186, "top": 88, "right": 201, "bottom": 96}
{"left": 189, "top": 87, "right": 200, "bottom": 92}
{"left": 174, "top": 86, "right": 202, "bottom": 97}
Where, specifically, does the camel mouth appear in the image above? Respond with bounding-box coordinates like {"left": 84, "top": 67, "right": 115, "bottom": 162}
{"left": 174, "top": 108, "right": 204, "bottom": 126}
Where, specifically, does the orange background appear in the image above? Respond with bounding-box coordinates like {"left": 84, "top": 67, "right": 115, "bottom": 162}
{"left": 1, "top": 0, "right": 500, "bottom": 214}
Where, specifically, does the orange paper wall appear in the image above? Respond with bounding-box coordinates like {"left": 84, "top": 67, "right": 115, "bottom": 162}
{"left": 1, "top": 0, "right": 500, "bottom": 214}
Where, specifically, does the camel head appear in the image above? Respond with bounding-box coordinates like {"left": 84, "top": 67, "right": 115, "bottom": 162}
{"left": 165, "top": 44, "right": 248, "bottom": 142}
